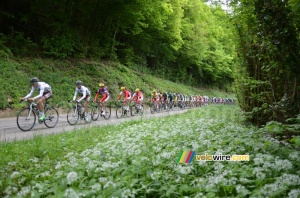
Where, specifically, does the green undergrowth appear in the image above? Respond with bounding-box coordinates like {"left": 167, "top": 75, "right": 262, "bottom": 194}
{"left": 0, "top": 58, "right": 234, "bottom": 112}
{"left": 0, "top": 105, "right": 299, "bottom": 197}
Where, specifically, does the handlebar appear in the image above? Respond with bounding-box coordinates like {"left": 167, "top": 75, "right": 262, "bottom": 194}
{"left": 21, "top": 99, "right": 37, "bottom": 106}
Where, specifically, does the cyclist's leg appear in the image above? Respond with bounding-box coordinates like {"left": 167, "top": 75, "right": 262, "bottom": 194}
{"left": 38, "top": 91, "right": 52, "bottom": 120}
{"left": 101, "top": 95, "right": 109, "bottom": 115}
{"left": 37, "top": 97, "right": 46, "bottom": 116}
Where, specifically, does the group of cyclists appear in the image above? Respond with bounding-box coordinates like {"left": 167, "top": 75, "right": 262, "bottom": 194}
{"left": 20, "top": 78, "right": 144, "bottom": 121}
{"left": 20, "top": 77, "right": 233, "bottom": 121}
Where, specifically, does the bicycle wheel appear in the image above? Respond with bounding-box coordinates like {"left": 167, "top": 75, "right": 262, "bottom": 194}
{"left": 17, "top": 108, "right": 36, "bottom": 131}
{"left": 44, "top": 107, "right": 59, "bottom": 128}
{"left": 150, "top": 104, "right": 155, "bottom": 114}
{"left": 130, "top": 105, "right": 136, "bottom": 116}
{"left": 103, "top": 105, "right": 111, "bottom": 120}
{"left": 137, "top": 104, "right": 144, "bottom": 115}
{"left": 116, "top": 106, "right": 124, "bottom": 119}
{"left": 91, "top": 106, "right": 100, "bottom": 121}
{"left": 67, "top": 107, "right": 79, "bottom": 125}
{"left": 84, "top": 107, "right": 92, "bottom": 123}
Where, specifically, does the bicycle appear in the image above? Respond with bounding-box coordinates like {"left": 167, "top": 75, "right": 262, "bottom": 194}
{"left": 17, "top": 100, "right": 59, "bottom": 131}
{"left": 160, "top": 100, "right": 170, "bottom": 112}
{"left": 91, "top": 101, "right": 111, "bottom": 121}
{"left": 116, "top": 101, "right": 130, "bottom": 119}
{"left": 130, "top": 101, "right": 144, "bottom": 116}
{"left": 150, "top": 101, "right": 160, "bottom": 114}
{"left": 67, "top": 101, "right": 92, "bottom": 125}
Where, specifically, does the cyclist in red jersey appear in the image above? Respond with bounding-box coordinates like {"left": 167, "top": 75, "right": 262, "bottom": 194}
{"left": 116, "top": 86, "right": 131, "bottom": 102}
{"left": 116, "top": 86, "right": 131, "bottom": 113}
{"left": 131, "top": 88, "right": 143, "bottom": 104}
{"left": 93, "top": 83, "right": 110, "bottom": 115}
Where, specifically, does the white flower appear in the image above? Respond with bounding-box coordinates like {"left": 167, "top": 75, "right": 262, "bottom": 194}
{"left": 4, "top": 186, "right": 12, "bottom": 195}
{"left": 10, "top": 171, "right": 20, "bottom": 179}
{"left": 98, "top": 177, "right": 108, "bottom": 183}
{"left": 40, "top": 171, "right": 51, "bottom": 177}
{"left": 64, "top": 188, "right": 79, "bottom": 198}
{"left": 253, "top": 157, "right": 264, "bottom": 165}
{"left": 150, "top": 171, "right": 161, "bottom": 180}
{"left": 121, "top": 189, "right": 135, "bottom": 198}
{"left": 278, "top": 174, "right": 300, "bottom": 186}
{"left": 103, "top": 181, "right": 116, "bottom": 189}
{"left": 91, "top": 183, "right": 101, "bottom": 193}
{"left": 288, "top": 152, "right": 299, "bottom": 161}
{"left": 288, "top": 189, "right": 300, "bottom": 198}
{"left": 55, "top": 162, "right": 63, "bottom": 169}
{"left": 28, "top": 157, "right": 39, "bottom": 163}
{"left": 17, "top": 186, "right": 31, "bottom": 197}
{"left": 66, "top": 171, "right": 78, "bottom": 185}
{"left": 177, "top": 165, "right": 194, "bottom": 175}
{"left": 235, "top": 184, "right": 250, "bottom": 195}
{"left": 35, "top": 183, "right": 43, "bottom": 193}
{"left": 8, "top": 161, "right": 17, "bottom": 166}
{"left": 274, "top": 159, "right": 293, "bottom": 171}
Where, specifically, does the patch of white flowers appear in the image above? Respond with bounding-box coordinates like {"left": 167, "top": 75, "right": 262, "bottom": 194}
{"left": 2, "top": 107, "right": 300, "bottom": 197}
{"left": 66, "top": 171, "right": 78, "bottom": 185}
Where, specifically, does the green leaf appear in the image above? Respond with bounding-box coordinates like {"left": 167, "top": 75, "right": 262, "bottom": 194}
{"left": 295, "top": 137, "right": 300, "bottom": 146}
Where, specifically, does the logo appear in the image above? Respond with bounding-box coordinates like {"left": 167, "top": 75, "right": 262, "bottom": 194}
{"left": 177, "top": 151, "right": 250, "bottom": 163}
{"left": 176, "top": 151, "right": 196, "bottom": 164}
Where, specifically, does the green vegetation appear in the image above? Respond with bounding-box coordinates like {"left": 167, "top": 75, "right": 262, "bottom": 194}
{"left": 231, "top": 0, "right": 300, "bottom": 125}
{"left": 0, "top": 0, "right": 236, "bottom": 89}
{"left": 0, "top": 58, "right": 233, "bottom": 111}
{"left": 2, "top": 0, "right": 299, "bottom": 126}
{"left": 0, "top": 106, "right": 299, "bottom": 197}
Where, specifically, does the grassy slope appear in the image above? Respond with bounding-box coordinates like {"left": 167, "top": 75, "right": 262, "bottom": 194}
{"left": 0, "top": 58, "right": 234, "bottom": 115}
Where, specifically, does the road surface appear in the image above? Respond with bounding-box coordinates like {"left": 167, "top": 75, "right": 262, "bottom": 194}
{"left": 0, "top": 108, "right": 188, "bottom": 142}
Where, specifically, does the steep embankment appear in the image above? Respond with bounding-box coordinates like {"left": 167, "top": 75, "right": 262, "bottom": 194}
{"left": 0, "top": 58, "right": 234, "bottom": 117}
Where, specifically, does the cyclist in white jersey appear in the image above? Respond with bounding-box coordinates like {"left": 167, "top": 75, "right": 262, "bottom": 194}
{"left": 20, "top": 77, "right": 52, "bottom": 121}
{"left": 72, "top": 80, "right": 91, "bottom": 115}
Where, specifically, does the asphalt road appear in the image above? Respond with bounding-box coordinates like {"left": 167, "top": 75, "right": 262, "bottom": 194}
{"left": 0, "top": 108, "right": 188, "bottom": 142}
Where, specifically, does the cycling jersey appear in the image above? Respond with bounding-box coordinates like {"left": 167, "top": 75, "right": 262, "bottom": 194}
{"left": 94, "top": 87, "right": 110, "bottom": 102}
{"left": 24, "top": 82, "right": 52, "bottom": 100}
{"left": 132, "top": 91, "right": 143, "bottom": 101}
{"left": 168, "top": 93, "right": 174, "bottom": 101}
{"left": 117, "top": 90, "right": 131, "bottom": 101}
{"left": 73, "top": 85, "right": 91, "bottom": 102}
{"left": 151, "top": 93, "right": 159, "bottom": 102}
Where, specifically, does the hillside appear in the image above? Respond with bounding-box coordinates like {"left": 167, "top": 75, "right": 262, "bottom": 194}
{"left": 0, "top": 58, "right": 234, "bottom": 114}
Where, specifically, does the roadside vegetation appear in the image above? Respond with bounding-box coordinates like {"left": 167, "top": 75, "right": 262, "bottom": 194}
{"left": 0, "top": 58, "right": 234, "bottom": 113}
{"left": 0, "top": 105, "right": 299, "bottom": 197}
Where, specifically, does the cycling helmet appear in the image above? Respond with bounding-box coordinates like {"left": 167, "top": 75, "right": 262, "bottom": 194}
{"left": 76, "top": 80, "right": 82, "bottom": 85}
{"left": 99, "top": 83, "right": 104, "bottom": 87}
{"left": 120, "top": 86, "right": 125, "bottom": 90}
{"left": 30, "top": 77, "right": 39, "bottom": 84}
{"left": 135, "top": 88, "right": 139, "bottom": 92}
{"left": 152, "top": 89, "right": 156, "bottom": 93}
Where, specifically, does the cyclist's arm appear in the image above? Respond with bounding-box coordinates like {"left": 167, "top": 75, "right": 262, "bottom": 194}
{"left": 100, "top": 93, "right": 107, "bottom": 102}
{"left": 117, "top": 91, "right": 123, "bottom": 100}
{"left": 94, "top": 92, "right": 99, "bottom": 101}
{"left": 24, "top": 87, "right": 35, "bottom": 99}
{"left": 77, "top": 89, "right": 87, "bottom": 102}
{"left": 72, "top": 89, "right": 78, "bottom": 101}
{"left": 33, "top": 87, "right": 45, "bottom": 100}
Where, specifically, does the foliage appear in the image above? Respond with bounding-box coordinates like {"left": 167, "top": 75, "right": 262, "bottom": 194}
{"left": 0, "top": 58, "right": 232, "bottom": 110}
{"left": 0, "top": 0, "right": 237, "bottom": 87}
{"left": 0, "top": 106, "right": 299, "bottom": 197}
{"left": 262, "top": 114, "right": 300, "bottom": 145}
{"left": 230, "top": 0, "right": 300, "bottom": 125}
